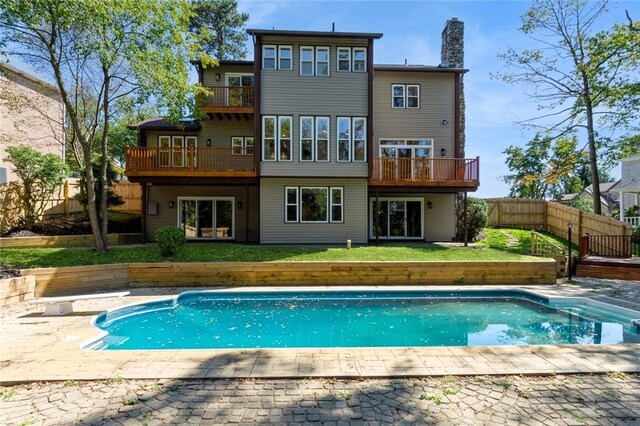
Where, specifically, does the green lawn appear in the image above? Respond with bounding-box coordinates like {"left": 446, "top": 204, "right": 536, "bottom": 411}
{"left": 0, "top": 233, "right": 544, "bottom": 269}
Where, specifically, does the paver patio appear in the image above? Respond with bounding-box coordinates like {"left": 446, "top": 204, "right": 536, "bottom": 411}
{"left": 1, "top": 278, "right": 639, "bottom": 424}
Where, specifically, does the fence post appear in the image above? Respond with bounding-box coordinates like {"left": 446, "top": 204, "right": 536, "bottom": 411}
{"left": 63, "top": 180, "right": 69, "bottom": 215}
{"left": 497, "top": 200, "right": 502, "bottom": 227}
{"left": 577, "top": 210, "right": 583, "bottom": 238}
{"left": 578, "top": 233, "right": 589, "bottom": 258}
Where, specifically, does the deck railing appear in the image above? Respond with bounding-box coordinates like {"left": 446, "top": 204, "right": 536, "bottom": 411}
{"left": 125, "top": 147, "right": 255, "bottom": 174}
{"left": 579, "top": 233, "right": 640, "bottom": 258}
{"left": 623, "top": 216, "right": 640, "bottom": 227}
{"left": 370, "top": 157, "right": 479, "bottom": 185}
{"left": 200, "top": 86, "right": 254, "bottom": 109}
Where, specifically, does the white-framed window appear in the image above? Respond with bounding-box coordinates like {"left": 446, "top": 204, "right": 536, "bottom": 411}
{"left": 278, "top": 45, "right": 292, "bottom": 70}
{"left": 300, "top": 116, "right": 314, "bottom": 161}
{"left": 392, "top": 84, "right": 405, "bottom": 108}
{"left": 330, "top": 187, "right": 343, "bottom": 222}
{"left": 353, "top": 47, "right": 366, "bottom": 72}
{"left": 263, "top": 45, "right": 276, "bottom": 70}
{"left": 300, "top": 46, "right": 314, "bottom": 76}
{"left": 379, "top": 139, "right": 433, "bottom": 180}
{"left": 316, "top": 46, "right": 330, "bottom": 76}
{"left": 337, "top": 117, "right": 366, "bottom": 162}
{"left": 262, "top": 116, "right": 276, "bottom": 161}
{"left": 178, "top": 197, "right": 235, "bottom": 240}
{"left": 285, "top": 187, "right": 299, "bottom": 223}
{"left": 231, "top": 136, "right": 254, "bottom": 155}
{"left": 337, "top": 117, "right": 351, "bottom": 162}
{"left": 369, "top": 198, "right": 424, "bottom": 239}
{"left": 299, "top": 116, "right": 330, "bottom": 162}
{"left": 278, "top": 116, "right": 292, "bottom": 161}
{"left": 285, "top": 186, "right": 344, "bottom": 224}
{"left": 263, "top": 116, "right": 292, "bottom": 161}
{"left": 392, "top": 84, "right": 420, "bottom": 109}
{"left": 337, "top": 47, "right": 351, "bottom": 71}
{"left": 316, "top": 117, "right": 329, "bottom": 162}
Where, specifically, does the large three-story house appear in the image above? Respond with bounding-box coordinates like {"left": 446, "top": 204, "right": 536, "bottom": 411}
{"left": 126, "top": 18, "right": 479, "bottom": 244}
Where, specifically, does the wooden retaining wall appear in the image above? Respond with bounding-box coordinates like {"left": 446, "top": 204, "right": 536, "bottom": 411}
{"left": 0, "top": 233, "right": 142, "bottom": 248}
{"left": 128, "top": 261, "right": 557, "bottom": 287}
{"left": 0, "top": 276, "right": 36, "bottom": 306}
{"left": 24, "top": 264, "right": 129, "bottom": 297}
{"left": 13, "top": 260, "right": 556, "bottom": 300}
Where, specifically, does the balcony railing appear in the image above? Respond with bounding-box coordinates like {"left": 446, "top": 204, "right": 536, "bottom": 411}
{"left": 623, "top": 216, "right": 640, "bottom": 227}
{"left": 579, "top": 234, "right": 640, "bottom": 258}
{"left": 370, "top": 157, "right": 479, "bottom": 187}
{"left": 200, "top": 86, "right": 254, "bottom": 112}
{"left": 125, "top": 147, "right": 256, "bottom": 177}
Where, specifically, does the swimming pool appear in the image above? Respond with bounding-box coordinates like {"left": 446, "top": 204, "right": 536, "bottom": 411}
{"left": 85, "top": 289, "right": 640, "bottom": 350}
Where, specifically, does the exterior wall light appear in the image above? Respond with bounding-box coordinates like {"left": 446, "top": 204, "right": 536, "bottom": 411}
{"left": 169, "top": 201, "right": 175, "bottom": 209}
{"left": 206, "top": 138, "right": 212, "bottom": 147}
{"left": 441, "top": 119, "right": 447, "bottom": 125}
{"left": 215, "top": 73, "right": 221, "bottom": 82}
{"left": 427, "top": 201, "right": 433, "bottom": 209}
{"left": 440, "top": 148, "right": 446, "bottom": 156}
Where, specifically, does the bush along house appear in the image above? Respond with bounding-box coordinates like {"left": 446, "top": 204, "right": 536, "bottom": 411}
{"left": 126, "top": 18, "right": 479, "bottom": 244}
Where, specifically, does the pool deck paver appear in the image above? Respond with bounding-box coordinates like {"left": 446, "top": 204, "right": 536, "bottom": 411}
{"left": 1, "top": 279, "right": 640, "bottom": 384}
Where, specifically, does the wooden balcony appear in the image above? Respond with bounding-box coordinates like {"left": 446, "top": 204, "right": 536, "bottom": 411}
{"left": 200, "top": 86, "right": 254, "bottom": 115}
{"left": 369, "top": 157, "right": 479, "bottom": 189}
{"left": 125, "top": 147, "right": 256, "bottom": 177}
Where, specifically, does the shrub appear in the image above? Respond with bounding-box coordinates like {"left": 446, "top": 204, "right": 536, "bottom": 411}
{"left": 633, "top": 226, "right": 640, "bottom": 244}
{"left": 456, "top": 197, "right": 488, "bottom": 242}
{"left": 155, "top": 226, "right": 185, "bottom": 257}
{"left": 568, "top": 198, "right": 594, "bottom": 213}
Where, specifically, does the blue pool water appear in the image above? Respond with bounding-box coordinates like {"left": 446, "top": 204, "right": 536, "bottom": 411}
{"left": 88, "top": 290, "right": 640, "bottom": 350}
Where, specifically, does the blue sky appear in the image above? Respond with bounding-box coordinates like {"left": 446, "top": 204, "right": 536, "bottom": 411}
{"left": 238, "top": 0, "right": 640, "bottom": 197}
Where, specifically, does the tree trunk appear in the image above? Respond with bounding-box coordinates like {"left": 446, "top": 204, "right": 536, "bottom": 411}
{"left": 83, "top": 145, "right": 106, "bottom": 252}
{"left": 583, "top": 79, "right": 602, "bottom": 215}
{"left": 99, "top": 71, "right": 110, "bottom": 245}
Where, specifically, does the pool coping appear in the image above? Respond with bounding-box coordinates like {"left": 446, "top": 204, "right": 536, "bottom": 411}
{"left": 2, "top": 285, "right": 640, "bottom": 385}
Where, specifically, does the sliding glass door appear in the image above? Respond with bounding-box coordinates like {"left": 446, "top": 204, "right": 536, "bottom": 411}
{"left": 370, "top": 198, "right": 423, "bottom": 239}
{"left": 178, "top": 197, "right": 234, "bottom": 240}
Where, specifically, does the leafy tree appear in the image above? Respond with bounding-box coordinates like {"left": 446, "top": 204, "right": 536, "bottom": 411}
{"left": 455, "top": 197, "right": 488, "bottom": 242}
{"left": 76, "top": 161, "right": 124, "bottom": 222}
{"left": 5, "top": 145, "right": 68, "bottom": 230}
{"left": 495, "top": 0, "right": 640, "bottom": 214}
{"left": 1, "top": 0, "right": 214, "bottom": 252}
{"left": 502, "top": 134, "right": 583, "bottom": 199}
{"left": 190, "top": 0, "right": 249, "bottom": 60}
{"left": 568, "top": 198, "right": 595, "bottom": 213}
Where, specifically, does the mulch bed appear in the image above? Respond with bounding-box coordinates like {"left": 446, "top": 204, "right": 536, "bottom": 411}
{"left": 2, "top": 213, "right": 141, "bottom": 237}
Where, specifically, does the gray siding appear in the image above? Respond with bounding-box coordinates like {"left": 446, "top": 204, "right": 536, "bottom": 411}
{"left": 369, "top": 193, "right": 456, "bottom": 241}
{"left": 260, "top": 178, "right": 368, "bottom": 244}
{"left": 259, "top": 36, "right": 369, "bottom": 178}
{"left": 202, "top": 63, "right": 253, "bottom": 87}
{"left": 145, "top": 120, "right": 253, "bottom": 149}
{"left": 373, "top": 71, "right": 455, "bottom": 159}
{"left": 146, "top": 185, "right": 259, "bottom": 242}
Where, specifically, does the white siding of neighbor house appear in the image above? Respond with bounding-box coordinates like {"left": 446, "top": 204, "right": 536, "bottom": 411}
{"left": 260, "top": 178, "right": 368, "bottom": 244}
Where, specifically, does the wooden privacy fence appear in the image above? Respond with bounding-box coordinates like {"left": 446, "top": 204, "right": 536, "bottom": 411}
{"left": 0, "top": 179, "right": 142, "bottom": 234}
{"left": 486, "top": 199, "right": 632, "bottom": 247}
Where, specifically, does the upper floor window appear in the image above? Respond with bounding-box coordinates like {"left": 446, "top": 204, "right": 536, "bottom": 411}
{"left": 337, "top": 47, "right": 366, "bottom": 72}
{"left": 300, "top": 46, "right": 330, "bottom": 76}
{"left": 392, "top": 84, "right": 420, "bottom": 109}
{"left": 337, "top": 117, "right": 366, "bottom": 162}
{"left": 278, "top": 46, "right": 292, "bottom": 70}
{"left": 263, "top": 45, "right": 276, "bottom": 70}
{"left": 300, "top": 116, "right": 330, "bottom": 162}
{"left": 231, "top": 136, "right": 254, "bottom": 156}
{"left": 263, "top": 45, "right": 292, "bottom": 70}
{"left": 262, "top": 116, "right": 292, "bottom": 161}
{"left": 353, "top": 48, "right": 366, "bottom": 72}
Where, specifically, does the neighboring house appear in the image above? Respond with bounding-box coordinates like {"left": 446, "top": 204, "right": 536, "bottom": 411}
{"left": 126, "top": 19, "right": 479, "bottom": 244}
{"left": 617, "top": 155, "right": 640, "bottom": 226}
{"left": 0, "top": 63, "right": 65, "bottom": 183}
{"left": 558, "top": 182, "right": 620, "bottom": 215}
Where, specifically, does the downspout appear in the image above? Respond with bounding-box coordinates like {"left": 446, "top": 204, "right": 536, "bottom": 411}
{"left": 253, "top": 34, "right": 261, "bottom": 175}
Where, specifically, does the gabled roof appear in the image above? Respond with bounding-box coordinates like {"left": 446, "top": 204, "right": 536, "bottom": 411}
{"left": 128, "top": 117, "right": 201, "bottom": 131}
{"left": 582, "top": 181, "right": 620, "bottom": 195}
{"left": 374, "top": 64, "right": 468, "bottom": 73}
{"left": 616, "top": 178, "right": 640, "bottom": 193}
{"left": 559, "top": 193, "right": 578, "bottom": 202}
{"left": 247, "top": 29, "right": 383, "bottom": 39}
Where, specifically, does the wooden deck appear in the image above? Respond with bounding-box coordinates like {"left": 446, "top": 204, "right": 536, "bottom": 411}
{"left": 575, "top": 256, "right": 640, "bottom": 280}
{"left": 369, "top": 157, "right": 479, "bottom": 189}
